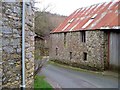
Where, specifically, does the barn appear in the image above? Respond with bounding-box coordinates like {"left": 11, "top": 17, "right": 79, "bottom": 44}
{"left": 50, "top": 1, "right": 120, "bottom": 71}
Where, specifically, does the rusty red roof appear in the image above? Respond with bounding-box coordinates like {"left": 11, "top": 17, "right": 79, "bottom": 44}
{"left": 52, "top": 0, "right": 120, "bottom": 33}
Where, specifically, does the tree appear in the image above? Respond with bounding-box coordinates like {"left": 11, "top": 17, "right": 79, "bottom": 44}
{"left": 34, "top": 2, "right": 66, "bottom": 76}
{"left": 35, "top": 11, "right": 54, "bottom": 36}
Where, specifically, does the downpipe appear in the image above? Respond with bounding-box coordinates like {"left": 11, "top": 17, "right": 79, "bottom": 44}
{"left": 21, "top": 0, "right": 26, "bottom": 89}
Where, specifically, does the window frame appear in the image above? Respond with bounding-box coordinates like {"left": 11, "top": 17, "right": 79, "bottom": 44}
{"left": 64, "top": 32, "right": 67, "bottom": 47}
{"left": 83, "top": 52, "right": 87, "bottom": 61}
{"left": 56, "top": 47, "right": 58, "bottom": 56}
{"left": 70, "top": 52, "right": 72, "bottom": 60}
{"left": 81, "top": 31, "right": 86, "bottom": 43}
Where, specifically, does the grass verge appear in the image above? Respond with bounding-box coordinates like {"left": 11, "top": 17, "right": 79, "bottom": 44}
{"left": 48, "top": 61, "right": 102, "bottom": 74}
{"left": 48, "top": 61, "right": 118, "bottom": 78}
{"left": 34, "top": 75, "right": 53, "bottom": 90}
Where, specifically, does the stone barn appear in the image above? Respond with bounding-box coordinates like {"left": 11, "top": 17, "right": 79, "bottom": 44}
{"left": 50, "top": 1, "right": 120, "bottom": 71}
{"left": 0, "top": 0, "right": 35, "bottom": 88}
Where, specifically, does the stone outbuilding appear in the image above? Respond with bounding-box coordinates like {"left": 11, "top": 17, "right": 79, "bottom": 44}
{"left": 0, "top": 0, "right": 35, "bottom": 88}
{"left": 50, "top": 1, "right": 120, "bottom": 71}
{"left": 35, "top": 34, "right": 45, "bottom": 57}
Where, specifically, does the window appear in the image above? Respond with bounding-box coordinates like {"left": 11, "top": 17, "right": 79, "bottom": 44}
{"left": 56, "top": 48, "right": 58, "bottom": 55}
{"left": 70, "top": 52, "right": 72, "bottom": 60}
{"left": 68, "top": 18, "right": 74, "bottom": 23}
{"left": 64, "top": 33, "right": 67, "bottom": 46}
{"left": 91, "top": 14, "right": 97, "bottom": 19}
{"left": 81, "top": 31, "right": 86, "bottom": 42}
{"left": 82, "top": 14, "right": 97, "bottom": 29}
{"left": 62, "top": 23, "right": 70, "bottom": 31}
{"left": 83, "top": 52, "right": 87, "bottom": 61}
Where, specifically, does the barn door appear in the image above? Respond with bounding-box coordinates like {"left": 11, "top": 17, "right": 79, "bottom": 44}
{"left": 109, "top": 32, "right": 120, "bottom": 70}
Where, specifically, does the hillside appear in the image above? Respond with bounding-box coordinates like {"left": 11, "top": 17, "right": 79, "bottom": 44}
{"left": 35, "top": 11, "right": 66, "bottom": 37}
{"left": 46, "top": 12, "right": 66, "bottom": 29}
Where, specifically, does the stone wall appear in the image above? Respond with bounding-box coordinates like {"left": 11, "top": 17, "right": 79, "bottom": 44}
{"left": 1, "top": 0, "right": 35, "bottom": 88}
{"left": 24, "top": 1, "right": 35, "bottom": 88}
{"left": 50, "top": 30, "right": 108, "bottom": 71}
{"left": 0, "top": 1, "right": 2, "bottom": 89}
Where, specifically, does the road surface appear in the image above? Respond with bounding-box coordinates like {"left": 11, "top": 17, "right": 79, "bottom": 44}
{"left": 41, "top": 64, "right": 118, "bottom": 88}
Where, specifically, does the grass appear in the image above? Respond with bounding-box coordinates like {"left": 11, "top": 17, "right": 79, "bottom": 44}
{"left": 49, "top": 61, "right": 118, "bottom": 78}
{"left": 34, "top": 75, "right": 53, "bottom": 90}
{"left": 48, "top": 61, "right": 104, "bottom": 75}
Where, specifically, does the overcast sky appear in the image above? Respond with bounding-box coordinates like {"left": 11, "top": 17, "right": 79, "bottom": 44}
{"left": 35, "top": 0, "right": 116, "bottom": 16}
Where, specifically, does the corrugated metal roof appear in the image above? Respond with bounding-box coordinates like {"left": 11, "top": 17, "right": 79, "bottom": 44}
{"left": 52, "top": 0, "right": 120, "bottom": 33}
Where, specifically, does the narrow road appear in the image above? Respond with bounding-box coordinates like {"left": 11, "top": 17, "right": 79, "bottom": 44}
{"left": 41, "top": 63, "right": 118, "bottom": 88}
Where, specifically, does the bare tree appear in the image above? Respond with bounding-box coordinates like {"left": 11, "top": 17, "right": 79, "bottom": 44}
{"left": 34, "top": 1, "right": 53, "bottom": 76}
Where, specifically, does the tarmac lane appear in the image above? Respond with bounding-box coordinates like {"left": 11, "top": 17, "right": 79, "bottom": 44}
{"left": 41, "top": 64, "right": 118, "bottom": 88}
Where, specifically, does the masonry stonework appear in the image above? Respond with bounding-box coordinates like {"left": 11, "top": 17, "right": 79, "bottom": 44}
{"left": 0, "top": 1, "right": 2, "bottom": 89}
{"left": 50, "top": 31, "right": 108, "bottom": 71}
{"left": 1, "top": 1, "right": 35, "bottom": 88}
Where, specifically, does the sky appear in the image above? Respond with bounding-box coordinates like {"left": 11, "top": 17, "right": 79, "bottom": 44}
{"left": 35, "top": 0, "right": 116, "bottom": 16}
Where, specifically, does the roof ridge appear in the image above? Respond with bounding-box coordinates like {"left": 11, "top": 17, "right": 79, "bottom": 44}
{"left": 76, "top": 0, "right": 119, "bottom": 10}
{"left": 77, "top": 2, "right": 106, "bottom": 10}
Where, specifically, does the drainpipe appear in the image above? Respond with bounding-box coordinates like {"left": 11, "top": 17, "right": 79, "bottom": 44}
{"left": 21, "top": 0, "right": 26, "bottom": 89}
